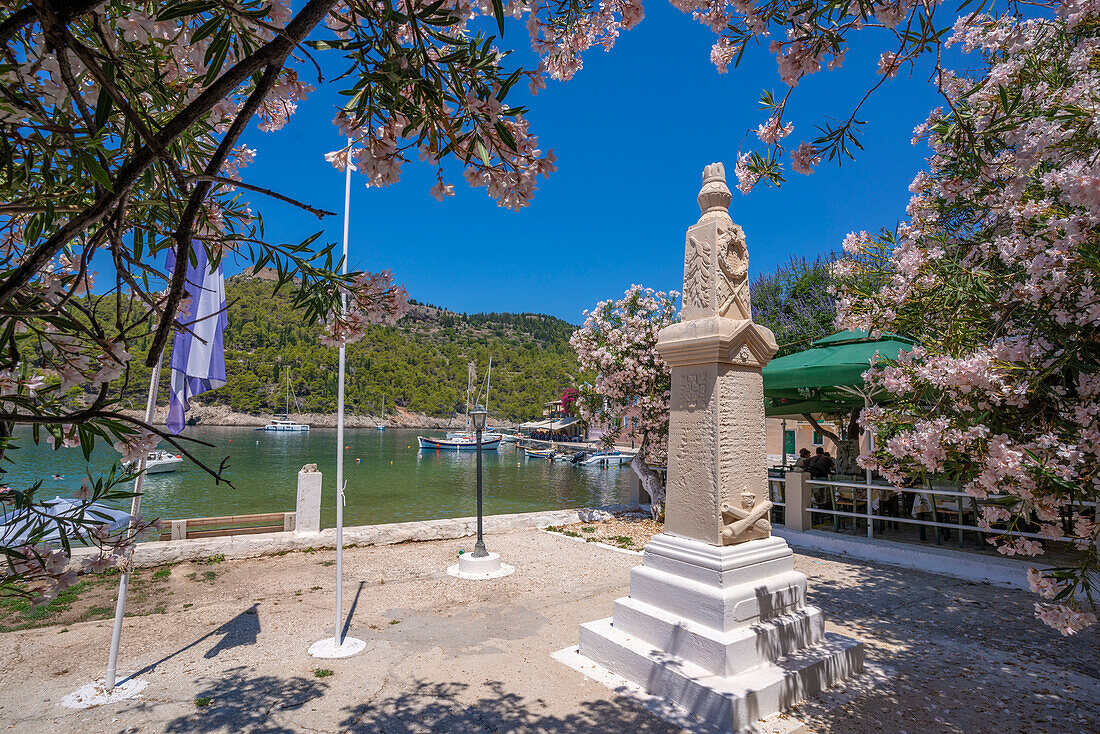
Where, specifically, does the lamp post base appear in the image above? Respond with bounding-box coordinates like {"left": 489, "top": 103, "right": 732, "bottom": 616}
{"left": 447, "top": 552, "right": 513, "bottom": 580}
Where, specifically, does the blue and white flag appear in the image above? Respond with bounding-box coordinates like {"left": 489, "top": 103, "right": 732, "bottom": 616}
{"left": 166, "top": 246, "right": 227, "bottom": 435}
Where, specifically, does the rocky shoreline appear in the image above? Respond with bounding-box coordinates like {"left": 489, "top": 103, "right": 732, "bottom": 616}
{"left": 121, "top": 403, "right": 514, "bottom": 430}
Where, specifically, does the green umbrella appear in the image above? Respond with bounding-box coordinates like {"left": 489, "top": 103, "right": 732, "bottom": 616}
{"left": 763, "top": 330, "right": 915, "bottom": 417}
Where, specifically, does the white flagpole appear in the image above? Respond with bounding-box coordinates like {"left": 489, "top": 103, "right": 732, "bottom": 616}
{"left": 333, "top": 139, "right": 351, "bottom": 647}
{"left": 104, "top": 350, "right": 163, "bottom": 690}
{"left": 308, "top": 139, "right": 364, "bottom": 659}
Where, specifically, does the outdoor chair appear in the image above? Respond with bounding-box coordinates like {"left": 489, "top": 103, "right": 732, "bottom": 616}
{"left": 831, "top": 484, "right": 868, "bottom": 535}
{"left": 873, "top": 490, "right": 901, "bottom": 534}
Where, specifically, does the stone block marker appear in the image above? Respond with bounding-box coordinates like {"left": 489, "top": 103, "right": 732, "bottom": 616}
{"left": 296, "top": 464, "right": 322, "bottom": 534}
{"left": 572, "top": 163, "right": 864, "bottom": 733}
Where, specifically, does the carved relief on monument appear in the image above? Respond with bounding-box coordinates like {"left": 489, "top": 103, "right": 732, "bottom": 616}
{"left": 680, "top": 372, "right": 708, "bottom": 411}
{"left": 720, "top": 491, "right": 772, "bottom": 544}
{"left": 716, "top": 223, "right": 751, "bottom": 320}
{"left": 684, "top": 235, "right": 712, "bottom": 311}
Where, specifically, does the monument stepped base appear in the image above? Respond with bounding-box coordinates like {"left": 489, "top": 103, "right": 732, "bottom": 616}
{"left": 578, "top": 619, "right": 862, "bottom": 733}
{"left": 574, "top": 534, "right": 864, "bottom": 733}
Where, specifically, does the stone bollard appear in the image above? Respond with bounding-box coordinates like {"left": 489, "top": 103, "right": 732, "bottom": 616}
{"left": 295, "top": 464, "right": 322, "bottom": 534}
{"left": 784, "top": 468, "right": 812, "bottom": 532}
{"left": 171, "top": 519, "right": 188, "bottom": 540}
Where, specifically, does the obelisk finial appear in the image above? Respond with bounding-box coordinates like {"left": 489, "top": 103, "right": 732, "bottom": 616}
{"left": 697, "top": 162, "right": 732, "bottom": 221}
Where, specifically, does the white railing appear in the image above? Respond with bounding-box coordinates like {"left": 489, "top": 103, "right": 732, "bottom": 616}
{"left": 795, "top": 475, "right": 1086, "bottom": 548}
{"left": 768, "top": 476, "right": 786, "bottom": 507}
{"left": 768, "top": 476, "right": 786, "bottom": 526}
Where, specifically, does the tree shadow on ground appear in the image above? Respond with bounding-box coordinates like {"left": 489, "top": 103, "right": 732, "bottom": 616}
{"left": 338, "top": 679, "right": 681, "bottom": 733}
{"left": 162, "top": 666, "right": 326, "bottom": 734}
{"left": 788, "top": 548, "right": 1100, "bottom": 733}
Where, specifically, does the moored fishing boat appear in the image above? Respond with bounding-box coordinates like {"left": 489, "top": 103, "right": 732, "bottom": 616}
{"left": 524, "top": 447, "right": 555, "bottom": 459}
{"left": 446, "top": 430, "right": 503, "bottom": 442}
{"left": 417, "top": 435, "right": 501, "bottom": 451}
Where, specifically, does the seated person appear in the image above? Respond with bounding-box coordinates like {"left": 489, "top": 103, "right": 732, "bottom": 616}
{"left": 807, "top": 447, "right": 835, "bottom": 478}
{"left": 794, "top": 448, "right": 812, "bottom": 470}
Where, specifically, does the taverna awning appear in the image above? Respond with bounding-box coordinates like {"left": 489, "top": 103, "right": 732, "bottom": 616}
{"left": 762, "top": 330, "right": 916, "bottom": 417}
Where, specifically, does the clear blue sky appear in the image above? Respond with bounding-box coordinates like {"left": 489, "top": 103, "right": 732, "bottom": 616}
{"left": 230, "top": 8, "right": 949, "bottom": 324}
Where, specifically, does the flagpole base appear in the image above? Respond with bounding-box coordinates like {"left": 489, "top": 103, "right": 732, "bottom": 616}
{"left": 62, "top": 677, "right": 148, "bottom": 709}
{"left": 308, "top": 636, "right": 366, "bottom": 659}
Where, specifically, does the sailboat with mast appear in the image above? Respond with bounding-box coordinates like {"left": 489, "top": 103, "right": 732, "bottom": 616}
{"left": 376, "top": 393, "right": 387, "bottom": 431}
{"left": 259, "top": 367, "right": 310, "bottom": 432}
{"left": 418, "top": 358, "right": 501, "bottom": 449}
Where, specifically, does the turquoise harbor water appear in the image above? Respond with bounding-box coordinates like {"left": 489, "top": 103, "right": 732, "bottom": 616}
{"left": 3, "top": 426, "right": 629, "bottom": 529}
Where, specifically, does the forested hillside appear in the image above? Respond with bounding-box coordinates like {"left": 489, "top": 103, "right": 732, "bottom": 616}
{"left": 117, "top": 275, "right": 581, "bottom": 421}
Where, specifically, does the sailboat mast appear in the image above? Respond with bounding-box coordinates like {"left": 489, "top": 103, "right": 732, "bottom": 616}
{"left": 465, "top": 361, "right": 475, "bottom": 430}
{"left": 485, "top": 357, "right": 493, "bottom": 416}
{"left": 285, "top": 365, "right": 291, "bottom": 417}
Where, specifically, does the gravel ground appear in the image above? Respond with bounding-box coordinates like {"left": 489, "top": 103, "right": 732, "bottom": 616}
{"left": 0, "top": 529, "right": 1096, "bottom": 733}
{"left": 545, "top": 517, "right": 662, "bottom": 551}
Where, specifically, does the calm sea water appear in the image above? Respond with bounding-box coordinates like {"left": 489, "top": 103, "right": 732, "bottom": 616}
{"left": 3, "top": 426, "right": 629, "bottom": 529}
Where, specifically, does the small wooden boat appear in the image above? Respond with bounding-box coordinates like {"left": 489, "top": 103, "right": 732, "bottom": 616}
{"left": 524, "top": 447, "right": 555, "bottom": 459}
{"left": 446, "top": 431, "right": 503, "bottom": 442}
{"left": 417, "top": 435, "right": 501, "bottom": 451}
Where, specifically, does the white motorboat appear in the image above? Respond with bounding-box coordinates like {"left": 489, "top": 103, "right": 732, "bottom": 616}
{"left": 259, "top": 368, "right": 309, "bottom": 432}
{"left": 124, "top": 449, "right": 184, "bottom": 474}
{"left": 580, "top": 451, "right": 634, "bottom": 466}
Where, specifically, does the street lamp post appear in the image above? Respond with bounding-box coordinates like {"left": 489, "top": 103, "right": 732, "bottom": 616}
{"left": 781, "top": 418, "right": 788, "bottom": 470}
{"left": 470, "top": 404, "right": 488, "bottom": 558}
{"left": 446, "top": 402, "right": 512, "bottom": 580}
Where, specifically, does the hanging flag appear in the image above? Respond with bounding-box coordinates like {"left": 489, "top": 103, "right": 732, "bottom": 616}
{"left": 166, "top": 246, "right": 227, "bottom": 435}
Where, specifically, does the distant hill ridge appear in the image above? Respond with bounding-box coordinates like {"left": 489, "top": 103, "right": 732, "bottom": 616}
{"left": 124, "top": 275, "right": 582, "bottom": 421}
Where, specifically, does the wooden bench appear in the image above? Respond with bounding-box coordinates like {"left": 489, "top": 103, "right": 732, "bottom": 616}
{"left": 159, "top": 511, "right": 296, "bottom": 541}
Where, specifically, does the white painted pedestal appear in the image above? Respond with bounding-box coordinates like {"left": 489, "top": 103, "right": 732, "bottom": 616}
{"left": 576, "top": 534, "right": 863, "bottom": 733}
{"left": 447, "top": 552, "right": 514, "bottom": 580}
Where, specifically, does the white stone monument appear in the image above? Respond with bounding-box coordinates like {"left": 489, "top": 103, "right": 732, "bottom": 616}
{"left": 574, "top": 163, "right": 863, "bottom": 732}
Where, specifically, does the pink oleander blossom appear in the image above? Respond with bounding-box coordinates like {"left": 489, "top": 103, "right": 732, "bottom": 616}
{"left": 835, "top": 12, "right": 1100, "bottom": 632}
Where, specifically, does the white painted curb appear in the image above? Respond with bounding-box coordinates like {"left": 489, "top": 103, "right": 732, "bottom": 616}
{"left": 774, "top": 527, "right": 1031, "bottom": 589}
